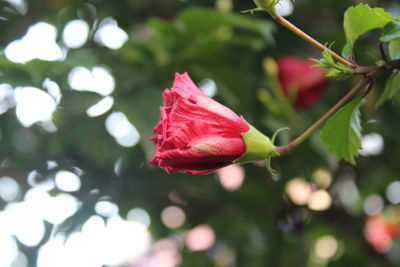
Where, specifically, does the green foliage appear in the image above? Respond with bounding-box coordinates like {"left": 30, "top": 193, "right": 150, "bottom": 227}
{"left": 389, "top": 39, "right": 400, "bottom": 59}
{"left": 312, "top": 48, "right": 353, "bottom": 80}
{"left": 177, "top": 7, "right": 275, "bottom": 45}
{"left": 380, "top": 20, "right": 400, "bottom": 42}
{"left": 343, "top": 4, "right": 393, "bottom": 53}
{"left": 376, "top": 72, "right": 400, "bottom": 107}
{"left": 320, "top": 97, "right": 363, "bottom": 164}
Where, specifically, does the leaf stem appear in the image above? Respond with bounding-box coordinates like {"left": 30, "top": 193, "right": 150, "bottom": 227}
{"left": 378, "top": 41, "right": 388, "bottom": 62}
{"left": 275, "top": 76, "right": 373, "bottom": 155}
{"left": 274, "top": 16, "right": 356, "bottom": 69}
{"left": 386, "top": 58, "right": 400, "bottom": 70}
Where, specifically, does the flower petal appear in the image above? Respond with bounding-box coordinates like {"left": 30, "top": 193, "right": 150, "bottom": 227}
{"left": 151, "top": 135, "right": 245, "bottom": 174}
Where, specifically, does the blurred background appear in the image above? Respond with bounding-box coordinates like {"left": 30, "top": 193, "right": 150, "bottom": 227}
{"left": 0, "top": 0, "right": 400, "bottom": 266}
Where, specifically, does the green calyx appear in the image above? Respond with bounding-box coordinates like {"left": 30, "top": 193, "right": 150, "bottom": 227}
{"left": 253, "top": 0, "right": 280, "bottom": 18}
{"left": 235, "top": 122, "right": 279, "bottom": 164}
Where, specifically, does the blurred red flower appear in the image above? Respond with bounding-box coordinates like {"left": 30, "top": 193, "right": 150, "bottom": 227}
{"left": 365, "top": 215, "right": 397, "bottom": 253}
{"left": 150, "top": 73, "right": 249, "bottom": 174}
{"left": 277, "top": 56, "right": 328, "bottom": 109}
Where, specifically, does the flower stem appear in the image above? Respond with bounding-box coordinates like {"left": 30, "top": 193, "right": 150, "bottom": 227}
{"left": 275, "top": 76, "right": 372, "bottom": 155}
{"left": 274, "top": 16, "right": 355, "bottom": 69}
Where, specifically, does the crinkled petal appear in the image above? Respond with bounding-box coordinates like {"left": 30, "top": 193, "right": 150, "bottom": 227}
{"left": 172, "top": 72, "right": 205, "bottom": 97}
{"left": 150, "top": 136, "right": 245, "bottom": 174}
{"left": 150, "top": 72, "right": 249, "bottom": 174}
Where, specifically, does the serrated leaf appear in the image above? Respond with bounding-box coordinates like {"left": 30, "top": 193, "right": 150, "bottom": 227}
{"left": 344, "top": 4, "right": 393, "bottom": 51}
{"left": 312, "top": 49, "right": 353, "bottom": 80}
{"left": 376, "top": 73, "right": 400, "bottom": 106}
{"left": 320, "top": 96, "right": 363, "bottom": 164}
{"left": 323, "top": 49, "right": 335, "bottom": 65}
{"left": 380, "top": 20, "right": 400, "bottom": 42}
{"left": 389, "top": 40, "right": 400, "bottom": 60}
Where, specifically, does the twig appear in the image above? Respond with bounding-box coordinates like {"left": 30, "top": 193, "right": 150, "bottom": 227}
{"left": 275, "top": 73, "right": 377, "bottom": 155}
{"left": 274, "top": 16, "right": 355, "bottom": 69}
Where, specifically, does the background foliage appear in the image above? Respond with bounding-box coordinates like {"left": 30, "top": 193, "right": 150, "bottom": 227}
{"left": 0, "top": 0, "right": 400, "bottom": 266}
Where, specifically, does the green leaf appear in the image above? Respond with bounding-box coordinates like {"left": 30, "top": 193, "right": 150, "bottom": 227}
{"left": 376, "top": 73, "right": 400, "bottom": 106}
{"left": 380, "top": 21, "right": 400, "bottom": 42}
{"left": 341, "top": 43, "right": 352, "bottom": 59}
{"left": 320, "top": 96, "right": 363, "bottom": 164}
{"left": 389, "top": 39, "right": 400, "bottom": 60}
{"left": 178, "top": 7, "right": 274, "bottom": 42}
{"left": 344, "top": 4, "right": 393, "bottom": 51}
{"left": 312, "top": 48, "right": 353, "bottom": 80}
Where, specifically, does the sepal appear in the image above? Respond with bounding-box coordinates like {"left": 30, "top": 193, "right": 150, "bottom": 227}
{"left": 253, "top": 0, "right": 280, "bottom": 18}
{"left": 234, "top": 121, "right": 278, "bottom": 163}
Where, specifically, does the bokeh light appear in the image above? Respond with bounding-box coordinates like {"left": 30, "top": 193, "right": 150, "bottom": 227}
{"left": 359, "top": 133, "right": 384, "bottom": 156}
{"left": 185, "top": 225, "right": 216, "bottom": 251}
{"left": 314, "top": 235, "right": 339, "bottom": 260}
{"left": 55, "top": 170, "right": 81, "bottom": 192}
{"left": 386, "top": 181, "right": 400, "bottom": 204}
{"left": 363, "top": 194, "right": 384, "bottom": 216}
{"left": 0, "top": 83, "right": 15, "bottom": 114}
{"left": 161, "top": 206, "right": 186, "bottom": 229}
{"left": 135, "top": 238, "right": 182, "bottom": 267}
{"left": 5, "top": 22, "right": 64, "bottom": 63}
{"left": 285, "top": 177, "right": 312, "bottom": 205}
{"left": 0, "top": 233, "right": 18, "bottom": 266}
{"left": 24, "top": 187, "right": 80, "bottom": 224}
{"left": 217, "top": 164, "right": 245, "bottom": 191}
{"left": 37, "top": 215, "right": 150, "bottom": 266}
{"left": 95, "top": 201, "right": 119, "bottom": 217}
{"left": 0, "top": 176, "right": 21, "bottom": 201}
{"left": 199, "top": 79, "right": 218, "bottom": 98}
{"left": 68, "top": 66, "right": 115, "bottom": 96}
{"left": 5, "top": 201, "right": 45, "bottom": 246}
{"left": 14, "top": 87, "right": 57, "bottom": 127}
{"left": 86, "top": 96, "right": 114, "bottom": 117}
{"left": 312, "top": 169, "right": 332, "bottom": 189}
{"left": 27, "top": 170, "right": 55, "bottom": 190}
{"left": 94, "top": 17, "right": 128, "bottom": 49}
{"left": 105, "top": 112, "right": 140, "bottom": 147}
{"left": 43, "top": 78, "right": 62, "bottom": 105}
{"left": 308, "top": 190, "right": 332, "bottom": 211}
{"left": 127, "top": 207, "right": 151, "bottom": 228}
{"left": 62, "top": 20, "right": 89, "bottom": 48}
{"left": 104, "top": 216, "right": 150, "bottom": 265}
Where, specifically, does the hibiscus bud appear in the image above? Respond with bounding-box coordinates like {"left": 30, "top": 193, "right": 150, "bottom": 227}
{"left": 253, "top": 0, "right": 279, "bottom": 18}
{"left": 150, "top": 73, "right": 277, "bottom": 174}
{"left": 277, "top": 56, "right": 328, "bottom": 109}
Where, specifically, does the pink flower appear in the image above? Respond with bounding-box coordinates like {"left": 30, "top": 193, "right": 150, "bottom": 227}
{"left": 277, "top": 56, "right": 328, "bottom": 109}
{"left": 150, "top": 73, "right": 250, "bottom": 174}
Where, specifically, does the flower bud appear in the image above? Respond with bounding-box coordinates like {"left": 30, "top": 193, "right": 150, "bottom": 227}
{"left": 253, "top": 0, "right": 279, "bottom": 17}
{"left": 277, "top": 56, "right": 328, "bottom": 109}
{"left": 150, "top": 73, "right": 277, "bottom": 174}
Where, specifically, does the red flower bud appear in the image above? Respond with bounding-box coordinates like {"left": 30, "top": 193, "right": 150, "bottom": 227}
{"left": 150, "top": 73, "right": 276, "bottom": 174}
{"left": 277, "top": 56, "right": 328, "bottom": 109}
